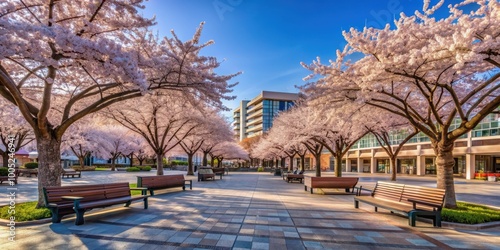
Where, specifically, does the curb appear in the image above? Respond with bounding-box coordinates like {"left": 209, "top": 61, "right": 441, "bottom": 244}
{"left": 0, "top": 217, "right": 52, "bottom": 227}
{"left": 442, "top": 220, "right": 500, "bottom": 230}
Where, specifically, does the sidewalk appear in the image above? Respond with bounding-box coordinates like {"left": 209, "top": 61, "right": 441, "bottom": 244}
{"left": 1, "top": 172, "right": 499, "bottom": 249}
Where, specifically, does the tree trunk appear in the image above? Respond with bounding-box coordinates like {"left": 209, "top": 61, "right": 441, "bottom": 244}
{"left": 110, "top": 155, "right": 117, "bottom": 171}
{"left": 36, "top": 136, "right": 63, "bottom": 208}
{"left": 390, "top": 156, "right": 397, "bottom": 181}
{"left": 138, "top": 158, "right": 144, "bottom": 165}
{"left": 432, "top": 140, "right": 457, "bottom": 208}
{"left": 335, "top": 155, "right": 343, "bottom": 177}
{"left": 156, "top": 152, "right": 164, "bottom": 175}
{"left": 300, "top": 155, "right": 305, "bottom": 171}
{"left": 315, "top": 153, "right": 321, "bottom": 177}
{"left": 275, "top": 158, "right": 279, "bottom": 168}
{"left": 289, "top": 156, "right": 294, "bottom": 172}
{"left": 78, "top": 156, "right": 85, "bottom": 168}
{"left": 187, "top": 153, "right": 194, "bottom": 175}
{"left": 203, "top": 152, "right": 208, "bottom": 166}
{"left": 210, "top": 157, "right": 215, "bottom": 167}
{"left": 2, "top": 153, "right": 8, "bottom": 168}
{"left": 281, "top": 157, "right": 286, "bottom": 168}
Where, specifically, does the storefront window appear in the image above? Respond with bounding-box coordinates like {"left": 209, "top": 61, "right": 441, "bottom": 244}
{"left": 425, "top": 158, "right": 436, "bottom": 174}
{"left": 377, "top": 159, "right": 389, "bottom": 173}
{"left": 398, "top": 158, "right": 416, "bottom": 174}
{"left": 350, "top": 159, "right": 357, "bottom": 172}
{"left": 475, "top": 155, "right": 491, "bottom": 172}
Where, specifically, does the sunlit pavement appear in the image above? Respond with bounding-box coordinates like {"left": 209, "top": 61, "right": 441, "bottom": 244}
{"left": 1, "top": 172, "right": 499, "bottom": 249}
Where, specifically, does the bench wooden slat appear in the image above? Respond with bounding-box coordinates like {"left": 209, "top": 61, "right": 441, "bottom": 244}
{"left": 354, "top": 181, "right": 446, "bottom": 227}
{"left": 137, "top": 174, "right": 191, "bottom": 196}
{"left": 43, "top": 182, "right": 149, "bottom": 225}
{"left": 304, "top": 177, "right": 359, "bottom": 194}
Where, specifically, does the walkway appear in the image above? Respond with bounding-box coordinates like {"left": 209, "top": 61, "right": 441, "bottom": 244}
{"left": 1, "top": 172, "right": 499, "bottom": 249}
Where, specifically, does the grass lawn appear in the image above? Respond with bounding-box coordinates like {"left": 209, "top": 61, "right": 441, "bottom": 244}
{"left": 95, "top": 167, "right": 111, "bottom": 171}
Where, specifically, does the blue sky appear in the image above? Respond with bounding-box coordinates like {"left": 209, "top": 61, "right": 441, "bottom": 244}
{"left": 141, "top": 0, "right": 463, "bottom": 117}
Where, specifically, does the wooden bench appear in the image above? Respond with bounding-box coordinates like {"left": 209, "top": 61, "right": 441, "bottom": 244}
{"left": 286, "top": 172, "right": 304, "bottom": 183}
{"left": 62, "top": 169, "right": 81, "bottom": 178}
{"left": 212, "top": 167, "right": 228, "bottom": 176}
{"left": 43, "top": 182, "right": 149, "bottom": 225}
{"left": 198, "top": 168, "right": 217, "bottom": 181}
{"left": 354, "top": 181, "right": 446, "bottom": 227}
{"left": 137, "top": 174, "right": 192, "bottom": 196}
{"left": 304, "top": 176, "right": 358, "bottom": 194}
{"left": 0, "top": 175, "right": 17, "bottom": 185}
{"left": 18, "top": 168, "right": 38, "bottom": 177}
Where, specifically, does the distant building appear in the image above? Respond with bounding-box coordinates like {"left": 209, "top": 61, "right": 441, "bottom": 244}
{"left": 233, "top": 91, "right": 299, "bottom": 141}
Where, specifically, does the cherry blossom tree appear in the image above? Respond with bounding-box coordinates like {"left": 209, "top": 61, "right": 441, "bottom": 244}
{"left": 199, "top": 115, "right": 234, "bottom": 166}
{"left": 0, "top": 2, "right": 238, "bottom": 206}
{"left": 61, "top": 118, "right": 104, "bottom": 167}
{"left": 302, "top": 0, "right": 500, "bottom": 208}
{"left": 106, "top": 93, "right": 203, "bottom": 175}
{"left": 0, "top": 100, "right": 34, "bottom": 167}
{"left": 95, "top": 125, "right": 140, "bottom": 171}
{"left": 363, "top": 109, "right": 419, "bottom": 181}
{"left": 210, "top": 141, "right": 248, "bottom": 168}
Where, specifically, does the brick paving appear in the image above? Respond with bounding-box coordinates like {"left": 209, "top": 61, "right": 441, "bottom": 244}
{"left": 1, "top": 172, "right": 499, "bottom": 249}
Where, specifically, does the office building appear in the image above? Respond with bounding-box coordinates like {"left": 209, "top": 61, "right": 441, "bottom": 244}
{"left": 233, "top": 91, "right": 299, "bottom": 141}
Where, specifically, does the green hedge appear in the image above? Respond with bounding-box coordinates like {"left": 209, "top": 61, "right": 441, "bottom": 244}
{"left": 170, "top": 160, "right": 188, "bottom": 166}
{"left": 126, "top": 167, "right": 140, "bottom": 172}
{"left": 442, "top": 202, "right": 500, "bottom": 224}
{"left": 24, "top": 162, "right": 38, "bottom": 169}
{"left": 0, "top": 167, "right": 8, "bottom": 176}
{"left": 257, "top": 167, "right": 264, "bottom": 172}
{"left": 138, "top": 166, "right": 151, "bottom": 171}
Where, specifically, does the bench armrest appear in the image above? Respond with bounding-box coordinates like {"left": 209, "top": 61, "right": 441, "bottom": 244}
{"left": 47, "top": 203, "right": 60, "bottom": 208}
{"left": 407, "top": 199, "right": 442, "bottom": 210}
{"left": 354, "top": 186, "right": 373, "bottom": 196}
{"left": 61, "top": 196, "right": 84, "bottom": 200}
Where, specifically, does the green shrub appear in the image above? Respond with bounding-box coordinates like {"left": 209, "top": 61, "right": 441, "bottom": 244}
{"left": 24, "top": 162, "right": 38, "bottom": 169}
{"left": 257, "top": 167, "right": 264, "bottom": 172}
{"left": 126, "top": 167, "right": 140, "bottom": 172}
{"left": 170, "top": 160, "right": 188, "bottom": 166}
{"left": 0, "top": 167, "right": 8, "bottom": 176}
{"left": 0, "top": 201, "right": 51, "bottom": 221}
{"left": 442, "top": 202, "right": 500, "bottom": 224}
{"left": 139, "top": 166, "right": 151, "bottom": 171}
{"left": 72, "top": 166, "right": 96, "bottom": 171}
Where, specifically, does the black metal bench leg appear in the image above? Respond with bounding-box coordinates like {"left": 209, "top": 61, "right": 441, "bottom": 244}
{"left": 304, "top": 186, "right": 307, "bottom": 191}
{"left": 74, "top": 209, "right": 85, "bottom": 225}
{"left": 354, "top": 200, "right": 359, "bottom": 209}
{"left": 50, "top": 208, "right": 62, "bottom": 223}
{"left": 144, "top": 198, "right": 148, "bottom": 209}
{"left": 124, "top": 201, "right": 132, "bottom": 207}
{"left": 409, "top": 211, "right": 417, "bottom": 227}
{"left": 435, "top": 214, "right": 441, "bottom": 227}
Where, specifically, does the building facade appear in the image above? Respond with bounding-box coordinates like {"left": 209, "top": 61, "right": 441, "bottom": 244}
{"left": 233, "top": 91, "right": 299, "bottom": 141}
{"left": 296, "top": 112, "right": 500, "bottom": 180}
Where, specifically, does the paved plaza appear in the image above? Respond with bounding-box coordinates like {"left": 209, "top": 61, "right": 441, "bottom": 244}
{"left": 1, "top": 171, "right": 500, "bottom": 249}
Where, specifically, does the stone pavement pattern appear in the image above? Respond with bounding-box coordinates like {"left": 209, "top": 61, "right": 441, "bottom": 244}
{"left": 1, "top": 173, "right": 500, "bottom": 249}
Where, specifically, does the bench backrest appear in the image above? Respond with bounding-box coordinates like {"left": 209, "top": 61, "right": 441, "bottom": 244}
{"left": 137, "top": 174, "right": 185, "bottom": 188}
{"left": 400, "top": 184, "right": 446, "bottom": 209}
{"left": 43, "top": 182, "right": 131, "bottom": 206}
{"left": 305, "top": 177, "right": 359, "bottom": 188}
{"left": 212, "top": 168, "right": 225, "bottom": 174}
{"left": 198, "top": 168, "right": 214, "bottom": 175}
{"left": 372, "top": 182, "right": 405, "bottom": 202}
{"left": 373, "top": 182, "right": 445, "bottom": 209}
